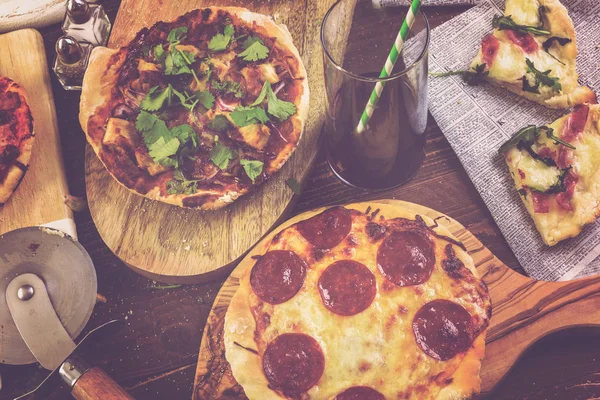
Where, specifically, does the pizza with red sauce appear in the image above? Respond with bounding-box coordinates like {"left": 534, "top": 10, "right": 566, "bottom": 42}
{"left": 224, "top": 204, "right": 492, "bottom": 399}
{"left": 469, "top": 0, "right": 595, "bottom": 108}
{"left": 79, "top": 7, "right": 308, "bottom": 210}
{"left": 0, "top": 76, "right": 34, "bottom": 205}
{"left": 500, "top": 103, "right": 600, "bottom": 246}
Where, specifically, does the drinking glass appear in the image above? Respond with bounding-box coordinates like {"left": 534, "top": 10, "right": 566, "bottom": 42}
{"left": 321, "top": 0, "right": 430, "bottom": 190}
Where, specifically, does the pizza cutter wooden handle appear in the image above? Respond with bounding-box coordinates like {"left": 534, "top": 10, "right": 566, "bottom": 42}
{"left": 60, "top": 357, "right": 134, "bottom": 400}
{"left": 71, "top": 367, "right": 134, "bottom": 400}
{"left": 478, "top": 260, "right": 600, "bottom": 395}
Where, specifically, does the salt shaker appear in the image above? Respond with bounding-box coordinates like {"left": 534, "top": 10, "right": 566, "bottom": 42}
{"left": 53, "top": 36, "right": 93, "bottom": 90}
{"left": 61, "top": 0, "right": 111, "bottom": 46}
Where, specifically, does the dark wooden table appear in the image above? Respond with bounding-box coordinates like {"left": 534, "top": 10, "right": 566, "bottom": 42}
{"left": 1, "top": 2, "right": 600, "bottom": 400}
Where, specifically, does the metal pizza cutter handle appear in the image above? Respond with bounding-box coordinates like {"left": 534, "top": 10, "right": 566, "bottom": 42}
{"left": 6, "top": 273, "right": 133, "bottom": 400}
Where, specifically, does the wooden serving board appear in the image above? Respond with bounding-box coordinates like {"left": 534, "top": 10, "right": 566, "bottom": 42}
{"left": 0, "top": 29, "right": 74, "bottom": 236}
{"left": 192, "top": 200, "right": 600, "bottom": 399}
{"left": 84, "top": 0, "right": 338, "bottom": 283}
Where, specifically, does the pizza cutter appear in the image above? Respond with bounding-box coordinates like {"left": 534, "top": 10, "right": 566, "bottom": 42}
{"left": 0, "top": 226, "right": 133, "bottom": 399}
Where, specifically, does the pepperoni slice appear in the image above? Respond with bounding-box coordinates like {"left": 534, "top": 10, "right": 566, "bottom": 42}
{"left": 318, "top": 260, "right": 376, "bottom": 316}
{"left": 556, "top": 146, "right": 574, "bottom": 169}
{"left": 481, "top": 34, "right": 500, "bottom": 67}
{"left": 262, "top": 333, "right": 325, "bottom": 396}
{"left": 505, "top": 30, "right": 538, "bottom": 53}
{"left": 297, "top": 207, "right": 352, "bottom": 249}
{"left": 412, "top": 300, "right": 474, "bottom": 361}
{"left": 531, "top": 191, "right": 550, "bottom": 213}
{"left": 335, "top": 386, "right": 385, "bottom": 400}
{"left": 556, "top": 192, "right": 572, "bottom": 211}
{"left": 377, "top": 230, "right": 435, "bottom": 287}
{"left": 562, "top": 105, "right": 589, "bottom": 142}
{"left": 250, "top": 250, "right": 307, "bottom": 304}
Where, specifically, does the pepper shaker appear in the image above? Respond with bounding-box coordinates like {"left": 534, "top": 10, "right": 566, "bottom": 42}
{"left": 61, "top": 0, "right": 111, "bottom": 46}
{"left": 53, "top": 36, "right": 93, "bottom": 91}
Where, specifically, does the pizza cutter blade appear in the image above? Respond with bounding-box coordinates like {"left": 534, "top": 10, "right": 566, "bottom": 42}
{"left": 0, "top": 227, "right": 134, "bottom": 399}
{"left": 0, "top": 226, "right": 97, "bottom": 366}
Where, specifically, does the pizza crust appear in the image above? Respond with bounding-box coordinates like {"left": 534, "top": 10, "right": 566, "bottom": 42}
{"left": 225, "top": 202, "right": 490, "bottom": 400}
{"left": 79, "top": 7, "right": 309, "bottom": 210}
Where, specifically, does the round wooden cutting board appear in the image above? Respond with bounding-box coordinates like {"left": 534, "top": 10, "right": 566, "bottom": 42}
{"left": 191, "top": 200, "right": 600, "bottom": 399}
{"left": 84, "top": 0, "right": 342, "bottom": 283}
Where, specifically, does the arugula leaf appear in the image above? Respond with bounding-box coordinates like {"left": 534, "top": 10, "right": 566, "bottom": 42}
{"left": 167, "top": 169, "right": 198, "bottom": 195}
{"left": 240, "top": 159, "right": 263, "bottom": 183}
{"left": 286, "top": 178, "right": 301, "bottom": 194}
{"left": 237, "top": 40, "right": 269, "bottom": 62}
{"left": 518, "top": 188, "right": 528, "bottom": 199}
{"left": 210, "top": 138, "right": 234, "bottom": 170}
{"left": 209, "top": 25, "right": 235, "bottom": 51}
{"left": 429, "top": 63, "right": 488, "bottom": 86}
{"left": 211, "top": 80, "right": 245, "bottom": 99}
{"left": 521, "top": 74, "right": 540, "bottom": 94}
{"left": 542, "top": 36, "right": 572, "bottom": 65}
{"left": 230, "top": 106, "right": 269, "bottom": 127}
{"left": 492, "top": 15, "right": 550, "bottom": 36}
{"left": 524, "top": 58, "right": 561, "bottom": 93}
{"left": 266, "top": 83, "right": 296, "bottom": 120}
{"left": 538, "top": 126, "right": 576, "bottom": 150}
{"left": 168, "top": 27, "right": 188, "bottom": 45}
{"left": 148, "top": 136, "right": 180, "bottom": 166}
{"left": 209, "top": 115, "right": 230, "bottom": 132}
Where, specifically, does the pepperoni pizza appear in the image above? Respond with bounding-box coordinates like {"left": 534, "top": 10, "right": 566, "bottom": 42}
{"left": 470, "top": 0, "right": 595, "bottom": 108}
{"left": 224, "top": 204, "right": 492, "bottom": 399}
{"left": 0, "top": 76, "right": 34, "bottom": 205}
{"left": 500, "top": 103, "right": 600, "bottom": 246}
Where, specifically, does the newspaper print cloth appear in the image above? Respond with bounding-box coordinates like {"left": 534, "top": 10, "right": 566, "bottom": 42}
{"left": 427, "top": 0, "right": 600, "bottom": 280}
{"left": 373, "top": 0, "right": 478, "bottom": 7}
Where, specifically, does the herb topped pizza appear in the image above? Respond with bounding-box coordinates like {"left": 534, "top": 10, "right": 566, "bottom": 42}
{"left": 225, "top": 204, "right": 492, "bottom": 399}
{"left": 500, "top": 104, "right": 600, "bottom": 246}
{"left": 469, "top": 0, "right": 595, "bottom": 108}
{"left": 79, "top": 7, "right": 309, "bottom": 210}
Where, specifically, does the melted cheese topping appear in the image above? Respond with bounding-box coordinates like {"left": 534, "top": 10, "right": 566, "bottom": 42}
{"left": 505, "top": 0, "right": 541, "bottom": 26}
{"left": 508, "top": 148, "right": 561, "bottom": 191}
{"left": 504, "top": 105, "right": 600, "bottom": 245}
{"left": 246, "top": 212, "right": 490, "bottom": 399}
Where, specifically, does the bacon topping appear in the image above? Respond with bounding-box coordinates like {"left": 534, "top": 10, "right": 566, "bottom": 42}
{"left": 505, "top": 30, "right": 538, "bottom": 53}
{"left": 481, "top": 34, "right": 500, "bottom": 67}
{"left": 556, "top": 146, "right": 574, "bottom": 169}
{"left": 531, "top": 191, "right": 550, "bottom": 213}
{"left": 562, "top": 105, "right": 589, "bottom": 142}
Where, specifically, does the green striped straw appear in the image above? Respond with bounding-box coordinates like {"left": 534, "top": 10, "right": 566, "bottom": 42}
{"left": 355, "top": 0, "right": 422, "bottom": 135}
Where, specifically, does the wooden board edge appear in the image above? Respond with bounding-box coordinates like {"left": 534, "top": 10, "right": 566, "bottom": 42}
{"left": 191, "top": 199, "right": 509, "bottom": 399}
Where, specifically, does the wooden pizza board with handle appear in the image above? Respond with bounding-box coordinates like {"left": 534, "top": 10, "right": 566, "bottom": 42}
{"left": 0, "top": 29, "right": 75, "bottom": 237}
{"left": 192, "top": 200, "right": 600, "bottom": 399}
{"left": 84, "top": 0, "right": 343, "bottom": 283}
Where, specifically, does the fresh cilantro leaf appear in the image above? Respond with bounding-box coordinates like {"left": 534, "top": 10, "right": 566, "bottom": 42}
{"left": 140, "top": 85, "right": 176, "bottom": 111}
{"left": 167, "top": 169, "right": 198, "bottom": 195}
{"left": 266, "top": 83, "right": 296, "bottom": 120}
{"left": 209, "top": 115, "right": 230, "bottom": 132}
{"left": 241, "top": 36, "right": 263, "bottom": 50}
{"left": 170, "top": 124, "right": 198, "bottom": 147}
{"left": 196, "top": 90, "right": 215, "bottom": 109}
{"left": 250, "top": 81, "right": 269, "bottom": 106}
{"left": 148, "top": 136, "right": 180, "bottom": 166}
{"left": 237, "top": 40, "right": 269, "bottom": 62}
{"left": 230, "top": 106, "right": 269, "bottom": 127}
{"left": 154, "top": 45, "right": 166, "bottom": 62}
{"left": 142, "top": 118, "right": 170, "bottom": 146}
{"left": 240, "top": 159, "right": 263, "bottom": 183}
{"left": 286, "top": 178, "right": 301, "bottom": 194}
{"left": 165, "top": 50, "right": 195, "bottom": 75}
{"left": 209, "top": 25, "right": 235, "bottom": 52}
{"left": 210, "top": 140, "right": 234, "bottom": 170}
{"left": 224, "top": 24, "right": 235, "bottom": 37}
{"left": 168, "top": 27, "right": 188, "bottom": 45}
{"left": 136, "top": 110, "right": 158, "bottom": 132}
{"left": 211, "top": 80, "right": 245, "bottom": 98}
